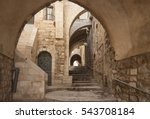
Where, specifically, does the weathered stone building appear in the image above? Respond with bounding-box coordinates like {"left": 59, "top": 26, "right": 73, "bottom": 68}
{"left": 0, "top": 0, "right": 150, "bottom": 101}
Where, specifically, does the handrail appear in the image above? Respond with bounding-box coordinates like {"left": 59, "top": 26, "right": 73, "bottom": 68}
{"left": 113, "top": 79, "right": 150, "bottom": 101}
{"left": 114, "top": 79, "right": 150, "bottom": 95}
{"left": 12, "top": 67, "right": 20, "bottom": 93}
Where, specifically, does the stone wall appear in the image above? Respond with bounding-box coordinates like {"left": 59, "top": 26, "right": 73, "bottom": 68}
{"left": 17, "top": 4, "right": 68, "bottom": 85}
{"left": 55, "top": 40, "right": 65, "bottom": 83}
{"left": 91, "top": 17, "right": 114, "bottom": 88}
{"left": 114, "top": 52, "right": 150, "bottom": 92}
{"left": 91, "top": 17, "right": 150, "bottom": 101}
{"left": 112, "top": 46, "right": 150, "bottom": 101}
{"left": 0, "top": 53, "right": 13, "bottom": 101}
{"left": 35, "top": 20, "right": 66, "bottom": 85}
{"left": 13, "top": 51, "right": 47, "bottom": 101}
{"left": 32, "top": 1, "right": 86, "bottom": 84}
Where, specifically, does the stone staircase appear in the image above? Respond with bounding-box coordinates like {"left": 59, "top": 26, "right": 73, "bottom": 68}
{"left": 69, "top": 66, "right": 91, "bottom": 83}
{"left": 45, "top": 80, "right": 116, "bottom": 102}
{"left": 69, "top": 66, "right": 88, "bottom": 75}
{"left": 45, "top": 66, "right": 116, "bottom": 101}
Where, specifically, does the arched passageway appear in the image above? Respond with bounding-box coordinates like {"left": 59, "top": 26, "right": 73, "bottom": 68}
{"left": 0, "top": 0, "right": 150, "bottom": 101}
{"left": 69, "top": 9, "right": 88, "bottom": 35}
{"left": 1, "top": 0, "right": 145, "bottom": 60}
{"left": 70, "top": 54, "right": 82, "bottom": 66}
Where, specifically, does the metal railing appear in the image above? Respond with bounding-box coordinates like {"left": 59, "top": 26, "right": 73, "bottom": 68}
{"left": 12, "top": 67, "right": 20, "bottom": 93}
{"left": 113, "top": 79, "right": 150, "bottom": 101}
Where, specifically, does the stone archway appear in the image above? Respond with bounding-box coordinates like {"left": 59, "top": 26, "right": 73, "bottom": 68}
{"left": 70, "top": 54, "right": 82, "bottom": 66}
{"left": 12, "top": 0, "right": 131, "bottom": 60}
{"left": 38, "top": 51, "right": 52, "bottom": 85}
{"left": 1, "top": 0, "right": 150, "bottom": 102}
{"left": 69, "top": 9, "right": 87, "bottom": 35}
{"left": 1, "top": 0, "right": 150, "bottom": 60}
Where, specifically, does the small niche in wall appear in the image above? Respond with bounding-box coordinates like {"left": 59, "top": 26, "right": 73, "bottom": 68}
{"left": 93, "top": 53, "right": 96, "bottom": 59}
{"left": 96, "top": 24, "right": 98, "bottom": 29}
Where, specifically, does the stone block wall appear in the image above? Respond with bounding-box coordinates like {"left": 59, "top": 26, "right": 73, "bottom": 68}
{"left": 114, "top": 52, "right": 150, "bottom": 92}
{"left": 91, "top": 17, "right": 114, "bottom": 87}
{"left": 91, "top": 17, "right": 150, "bottom": 101}
{"left": 55, "top": 40, "right": 65, "bottom": 82}
{"left": 35, "top": 20, "right": 66, "bottom": 84}
{"left": 92, "top": 18, "right": 106, "bottom": 70}
{"left": 14, "top": 52, "right": 47, "bottom": 101}
{"left": 0, "top": 53, "right": 13, "bottom": 101}
{"left": 17, "top": 5, "right": 68, "bottom": 85}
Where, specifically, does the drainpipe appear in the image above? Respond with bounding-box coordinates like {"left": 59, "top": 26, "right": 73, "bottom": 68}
{"left": 12, "top": 67, "right": 20, "bottom": 93}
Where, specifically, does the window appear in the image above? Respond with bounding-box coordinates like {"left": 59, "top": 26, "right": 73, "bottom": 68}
{"left": 44, "top": 6, "right": 54, "bottom": 20}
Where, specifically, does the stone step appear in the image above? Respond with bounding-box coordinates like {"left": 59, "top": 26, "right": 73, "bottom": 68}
{"left": 69, "top": 66, "right": 89, "bottom": 75}
{"left": 72, "top": 82, "right": 98, "bottom": 87}
{"left": 45, "top": 98, "right": 117, "bottom": 102}
{"left": 46, "top": 85, "right": 103, "bottom": 92}
{"left": 72, "top": 76, "right": 91, "bottom": 83}
{"left": 69, "top": 86, "right": 103, "bottom": 91}
{"left": 73, "top": 80, "right": 91, "bottom": 83}
{"left": 72, "top": 80, "right": 91, "bottom": 83}
{"left": 45, "top": 90, "right": 117, "bottom": 102}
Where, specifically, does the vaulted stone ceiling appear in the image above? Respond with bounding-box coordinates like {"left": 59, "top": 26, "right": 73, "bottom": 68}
{"left": 0, "top": 0, "right": 150, "bottom": 60}
{"left": 69, "top": 28, "right": 87, "bottom": 51}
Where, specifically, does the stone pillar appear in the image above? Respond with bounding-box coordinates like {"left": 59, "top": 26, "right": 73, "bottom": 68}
{"left": 55, "top": 1, "right": 64, "bottom": 38}
{"left": 63, "top": 0, "right": 84, "bottom": 83}
{"left": 80, "top": 45, "right": 85, "bottom": 66}
{"left": 0, "top": 53, "right": 13, "bottom": 101}
{"left": 63, "top": 0, "right": 71, "bottom": 84}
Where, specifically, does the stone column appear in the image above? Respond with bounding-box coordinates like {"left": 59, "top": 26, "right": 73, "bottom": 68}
{"left": 63, "top": 0, "right": 71, "bottom": 84}
{"left": 80, "top": 45, "right": 86, "bottom": 66}
{"left": 0, "top": 53, "right": 13, "bottom": 101}
{"left": 55, "top": 1, "right": 64, "bottom": 39}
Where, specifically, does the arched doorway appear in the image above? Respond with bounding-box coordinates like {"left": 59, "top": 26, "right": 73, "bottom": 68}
{"left": 38, "top": 51, "right": 52, "bottom": 85}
